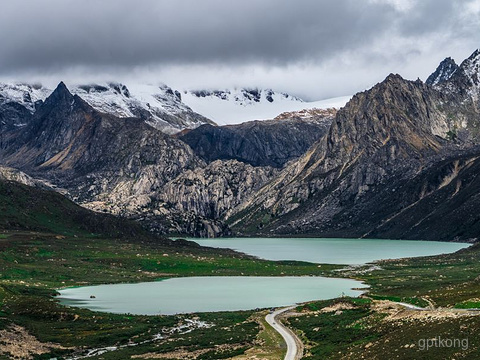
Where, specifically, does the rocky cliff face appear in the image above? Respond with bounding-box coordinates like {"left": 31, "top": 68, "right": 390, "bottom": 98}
{"left": 80, "top": 159, "right": 277, "bottom": 237}
{"left": 179, "top": 110, "right": 334, "bottom": 168}
{"left": 161, "top": 160, "right": 278, "bottom": 219}
{"left": 229, "top": 63, "right": 480, "bottom": 239}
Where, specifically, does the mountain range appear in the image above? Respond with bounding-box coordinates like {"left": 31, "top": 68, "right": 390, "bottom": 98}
{"left": 0, "top": 82, "right": 215, "bottom": 134}
{"left": 0, "top": 82, "right": 345, "bottom": 133}
{"left": 1, "top": 49, "right": 480, "bottom": 240}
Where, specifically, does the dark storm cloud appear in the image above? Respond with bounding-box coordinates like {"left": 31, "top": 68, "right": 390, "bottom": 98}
{"left": 0, "top": 0, "right": 459, "bottom": 73}
{"left": 0, "top": 0, "right": 479, "bottom": 100}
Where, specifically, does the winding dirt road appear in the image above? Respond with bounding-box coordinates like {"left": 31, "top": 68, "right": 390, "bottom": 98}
{"left": 265, "top": 306, "right": 303, "bottom": 360}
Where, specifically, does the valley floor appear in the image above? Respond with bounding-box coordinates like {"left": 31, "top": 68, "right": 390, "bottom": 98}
{"left": 0, "top": 231, "right": 479, "bottom": 359}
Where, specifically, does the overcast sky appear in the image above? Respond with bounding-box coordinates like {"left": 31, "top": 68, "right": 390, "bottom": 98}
{"left": 0, "top": 0, "right": 479, "bottom": 100}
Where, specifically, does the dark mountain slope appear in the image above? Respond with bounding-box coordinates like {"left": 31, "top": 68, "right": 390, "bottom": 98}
{"left": 357, "top": 149, "right": 480, "bottom": 242}
{"left": 274, "top": 148, "right": 480, "bottom": 242}
{"left": 0, "top": 82, "right": 203, "bottom": 204}
{"left": 179, "top": 111, "right": 335, "bottom": 168}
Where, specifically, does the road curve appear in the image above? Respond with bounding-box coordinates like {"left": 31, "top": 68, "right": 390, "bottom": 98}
{"left": 396, "top": 302, "right": 426, "bottom": 310}
{"left": 265, "top": 306, "right": 302, "bottom": 360}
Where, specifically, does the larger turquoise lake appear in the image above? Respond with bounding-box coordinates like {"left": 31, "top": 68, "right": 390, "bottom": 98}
{"left": 189, "top": 237, "right": 469, "bottom": 264}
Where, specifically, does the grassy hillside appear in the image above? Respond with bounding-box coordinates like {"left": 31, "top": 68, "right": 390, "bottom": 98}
{"left": 0, "top": 179, "right": 147, "bottom": 238}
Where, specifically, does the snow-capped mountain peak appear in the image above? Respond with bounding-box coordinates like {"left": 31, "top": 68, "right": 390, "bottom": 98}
{"left": 425, "top": 57, "right": 458, "bottom": 86}
{"left": 0, "top": 83, "right": 51, "bottom": 112}
{"left": 429, "top": 49, "right": 480, "bottom": 103}
{"left": 71, "top": 82, "right": 215, "bottom": 133}
{"left": 460, "top": 49, "right": 480, "bottom": 96}
{"left": 0, "top": 82, "right": 215, "bottom": 134}
{"left": 182, "top": 88, "right": 350, "bottom": 125}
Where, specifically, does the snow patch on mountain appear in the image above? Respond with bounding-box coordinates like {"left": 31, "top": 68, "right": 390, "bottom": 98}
{"left": 70, "top": 83, "right": 215, "bottom": 134}
{"left": 0, "top": 82, "right": 215, "bottom": 134}
{"left": 182, "top": 88, "right": 351, "bottom": 125}
{"left": 0, "top": 83, "right": 50, "bottom": 112}
{"left": 461, "top": 49, "right": 480, "bottom": 100}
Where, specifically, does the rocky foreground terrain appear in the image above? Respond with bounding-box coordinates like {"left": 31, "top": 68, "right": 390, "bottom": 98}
{"left": 1, "top": 49, "right": 480, "bottom": 240}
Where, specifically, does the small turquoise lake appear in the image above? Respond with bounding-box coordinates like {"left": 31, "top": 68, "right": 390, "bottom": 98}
{"left": 57, "top": 276, "right": 366, "bottom": 315}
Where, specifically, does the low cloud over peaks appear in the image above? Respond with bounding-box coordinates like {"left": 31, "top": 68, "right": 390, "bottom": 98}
{"left": 0, "top": 0, "right": 479, "bottom": 99}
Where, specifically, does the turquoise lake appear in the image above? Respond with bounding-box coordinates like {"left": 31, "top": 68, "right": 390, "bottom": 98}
{"left": 189, "top": 237, "right": 470, "bottom": 264}
{"left": 57, "top": 276, "right": 366, "bottom": 315}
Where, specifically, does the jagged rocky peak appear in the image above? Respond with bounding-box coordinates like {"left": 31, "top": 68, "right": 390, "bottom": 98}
{"left": 34, "top": 81, "right": 90, "bottom": 122}
{"left": 43, "top": 81, "right": 74, "bottom": 105}
{"left": 326, "top": 73, "right": 446, "bottom": 161}
{"left": 426, "top": 57, "right": 458, "bottom": 86}
{"left": 462, "top": 48, "right": 480, "bottom": 68}
{"left": 432, "top": 49, "right": 480, "bottom": 101}
{"left": 460, "top": 49, "right": 480, "bottom": 88}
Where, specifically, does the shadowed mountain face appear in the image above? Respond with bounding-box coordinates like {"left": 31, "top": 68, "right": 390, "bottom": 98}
{"left": 229, "top": 52, "right": 480, "bottom": 241}
{"left": 2, "top": 82, "right": 201, "bottom": 179}
{"left": 179, "top": 110, "right": 335, "bottom": 168}
{"left": 334, "top": 148, "right": 480, "bottom": 242}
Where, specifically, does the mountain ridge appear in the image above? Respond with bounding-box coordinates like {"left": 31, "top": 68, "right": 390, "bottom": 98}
{"left": 229, "top": 52, "right": 480, "bottom": 240}
{"left": 0, "top": 81, "right": 215, "bottom": 134}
